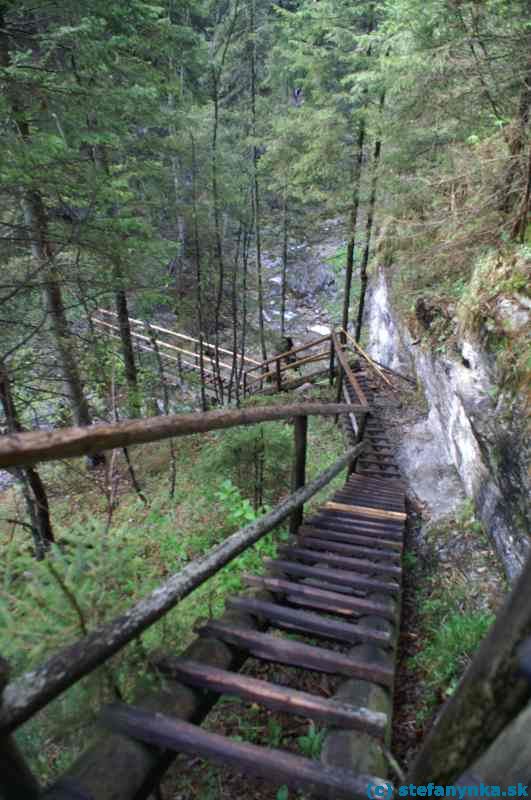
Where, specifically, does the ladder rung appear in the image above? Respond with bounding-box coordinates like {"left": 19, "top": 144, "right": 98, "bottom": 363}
{"left": 200, "top": 621, "right": 394, "bottom": 685}
{"left": 265, "top": 559, "right": 400, "bottom": 596}
{"left": 154, "top": 657, "right": 388, "bottom": 736}
{"left": 300, "top": 536, "right": 401, "bottom": 563}
{"left": 243, "top": 575, "right": 397, "bottom": 621}
{"left": 300, "top": 524, "right": 402, "bottom": 552}
{"left": 227, "top": 596, "right": 392, "bottom": 646}
{"left": 278, "top": 545, "right": 402, "bottom": 577}
{"left": 102, "top": 703, "right": 391, "bottom": 800}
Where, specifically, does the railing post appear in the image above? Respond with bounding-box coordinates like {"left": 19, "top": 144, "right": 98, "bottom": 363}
{"left": 275, "top": 357, "right": 282, "bottom": 392}
{"left": 329, "top": 335, "right": 335, "bottom": 386}
{"left": 289, "top": 415, "right": 307, "bottom": 535}
{"left": 350, "top": 413, "right": 367, "bottom": 474}
{"left": 0, "top": 657, "right": 41, "bottom": 800}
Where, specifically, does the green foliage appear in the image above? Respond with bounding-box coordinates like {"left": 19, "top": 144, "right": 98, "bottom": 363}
{"left": 215, "top": 479, "right": 264, "bottom": 526}
{"left": 297, "top": 721, "right": 326, "bottom": 759}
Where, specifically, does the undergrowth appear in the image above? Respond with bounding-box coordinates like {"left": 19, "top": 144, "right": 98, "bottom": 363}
{"left": 410, "top": 502, "right": 499, "bottom": 723}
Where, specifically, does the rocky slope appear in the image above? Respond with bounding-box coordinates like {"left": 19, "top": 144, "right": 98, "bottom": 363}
{"left": 365, "top": 264, "right": 530, "bottom": 581}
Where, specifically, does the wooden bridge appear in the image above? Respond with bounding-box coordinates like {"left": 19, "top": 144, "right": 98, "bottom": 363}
{"left": 0, "top": 331, "right": 530, "bottom": 799}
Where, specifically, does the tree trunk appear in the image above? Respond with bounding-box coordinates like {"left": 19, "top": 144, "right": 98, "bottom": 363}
{"left": 0, "top": 365, "right": 54, "bottom": 559}
{"left": 113, "top": 271, "right": 139, "bottom": 418}
{"left": 250, "top": 0, "right": 267, "bottom": 363}
{"left": 354, "top": 88, "right": 385, "bottom": 344}
{"left": 280, "top": 194, "right": 289, "bottom": 338}
{"left": 0, "top": 15, "right": 103, "bottom": 465}
{"left": 190, "top": 133, "right": 208, "bottom": 413}
{"left": 341, "top": 116, "right": 366, "bottom": 337}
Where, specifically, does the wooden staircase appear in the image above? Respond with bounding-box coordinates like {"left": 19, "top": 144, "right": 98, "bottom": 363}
{"left": 100, "top": 369, "right": 406, "bottom": 798}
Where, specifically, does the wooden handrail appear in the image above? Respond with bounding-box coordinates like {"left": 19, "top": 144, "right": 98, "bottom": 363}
{"left": 244, "top": 334, "right": 332, "bottom": 376}
{"left": 0, "top": 440, "right": 365, "bottom": 736}
{"left": 340, "top": 327, "right": 394, "bottom": 390}
{"left": 244, "top": 350, "right": 330, "bottom": 391}
{"left": 0, "top": 403, "right": 367, "bottom": 469}
{"left": 93, "top": 318, "right": 235, "bottom": 374}
{"left": 96, "top": 309, "right": 261, "bottom": 366}
{"left": 331, "top": 331, "right": 370, "bottom": 408}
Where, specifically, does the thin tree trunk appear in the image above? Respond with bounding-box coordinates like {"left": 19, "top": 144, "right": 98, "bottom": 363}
{"left": 147, "top": 324, "right": 176, "bottom": 499}
{"left": 355, "top": 88, "right": 386, "bottom": 344}
{"left": 0, "top": 364, "right": 54, "bottom": 559}
{"left": 280, "top": 194, "right": 288, "bottom": 338}
{"left": 341, "top": 115, "right": 366, "bottom": 337}
{"left": 113, "top": 270, "right": 139, "bottom": 418}
{"left": 229, "top": 225, "right": 242, "bottom": 405}
{"left": 238, "top": 224, "right": 251, "bottom": 393}
{"left": 190, "top": 133, "right": 208, "bottom": 412}
{"left": 341, "top": 13, "right": 374, "bottom": 337}
{"left": 211, "top": 79, "right": 225, "bottom": 405}
{"left": 250, "top": 0, "right": 267, "bottom": 363}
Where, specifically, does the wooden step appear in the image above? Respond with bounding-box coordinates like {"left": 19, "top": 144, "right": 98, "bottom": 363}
{"left": 278, "top": 545, "right": 402, "bottom": 578}
{"left": 243, "top": 575, "right": 397, "bottom": 621}
{"left": 103, "top": 703, "right": 390, "bottom": 800}
{"left": 349, "top": 476, "right": 405, "bottom": 493}
{"left": 154, "top": 657, "right": 388, "bottom": 736}
{"left": 357, "top": 469, "right": 402, "bottom": 480}
{"left": 300, "top": 536, "right": 401, "bottom": 563}
{"left": 265, "top": 559, "right": 400, "bottom": 596}
{"left": 357, "top": 456, "right": 399, "bottom": 467}
{"left": 332, "top": 491, "right": 404, "bottom": 512}
{"left": 299, "top": 524, "right": 402, "bottom": 552}
{"left": 325, "top": 503, "right": 406, "bottom": 523}
{"left": 348, "top": 473, "right": 405, "bottom": 487}
{"left": 200, "top": 622, "right": 395, "bottom": 685}
{"left": 227, "top": 597, "right": 391, "bottom": 646}
{"left": 312, "top": 514, "right": 404, "bottom": 539}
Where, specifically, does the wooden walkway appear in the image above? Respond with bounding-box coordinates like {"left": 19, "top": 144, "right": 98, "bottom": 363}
{"left": 101, "top": 365, "right": 406, "bottom": 798}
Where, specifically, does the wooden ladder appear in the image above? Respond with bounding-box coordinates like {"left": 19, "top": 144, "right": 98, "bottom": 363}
{"left": 100, "top": 460, "right": 406, "bottom": 798}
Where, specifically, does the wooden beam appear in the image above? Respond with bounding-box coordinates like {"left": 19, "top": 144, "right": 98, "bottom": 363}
{"left": 102, "top": 703, "right": 390, "bottom": 800}
{"left": 290, "top": 415, "right": 307, "bottom": 534}
{"left": 324, "top": 502, "right": 406, "bottom": 522}
{"left": 277, "top": 546, "right": 401, "bottom": 577}
{"left": 200, "top": 622, "right": 394, "bottom": 685}
{"left": 154, "top": 657, "right": 388, "bottom": 736}
{"left": 0, "top": 443, "right": 364, "bottom": 735}
{"left": 96, "top": 309, "right": 261, "bottom": 365}
{"left": 226, "top": 597, "right": 391, "bottom": 646}
{"left": 265, "top": 559, "right": 400, "bottom": 596}
{"left": 243, "top": 575, "right": 397, "bottom": 621}
{"left": 331, "top": 331, "right": 369, "bottom": 408}
{"left": 0, "top": 402, "right": 366, "bottom": 469}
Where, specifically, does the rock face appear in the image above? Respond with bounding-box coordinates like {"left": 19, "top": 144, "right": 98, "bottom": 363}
{"left": 366, "top": 266, "right": 530, "bottom": 581}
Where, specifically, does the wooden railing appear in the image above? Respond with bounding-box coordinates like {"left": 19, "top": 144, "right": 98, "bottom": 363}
{"left": 0, "top": 401, "right": 367, "bottom": 796}
{"left": 93, "top": 309, "right": 259, "bottom": 401}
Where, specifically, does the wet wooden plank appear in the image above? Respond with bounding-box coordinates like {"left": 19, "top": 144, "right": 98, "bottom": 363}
{"left": 243, "top": 575, "right": 397, "bottom": 621}
{"left": 226, "top": 597, "right": 391, "bottom": 646}
{"left": 278, "top": 546, "right": 401, "bottom": 577}
{"left": 300, "top": 536, "right": 401, "bottom": 563}
{"left": 102, "top": 703, "right": 390, "bottom": 800}
{"left": 312, "top": 514, "right": 404, "bottom": 539}
{"left": 199, "top": 622, "right": 394, "bottom": 686}
{"left": 154, "top": 658, "right": 388, "bottom": 736}
{"left": 265, "top": 559, "right": 400, "bottom": 596}
{"left": 299, "top": 524, "right": 402, "bottom": 552}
